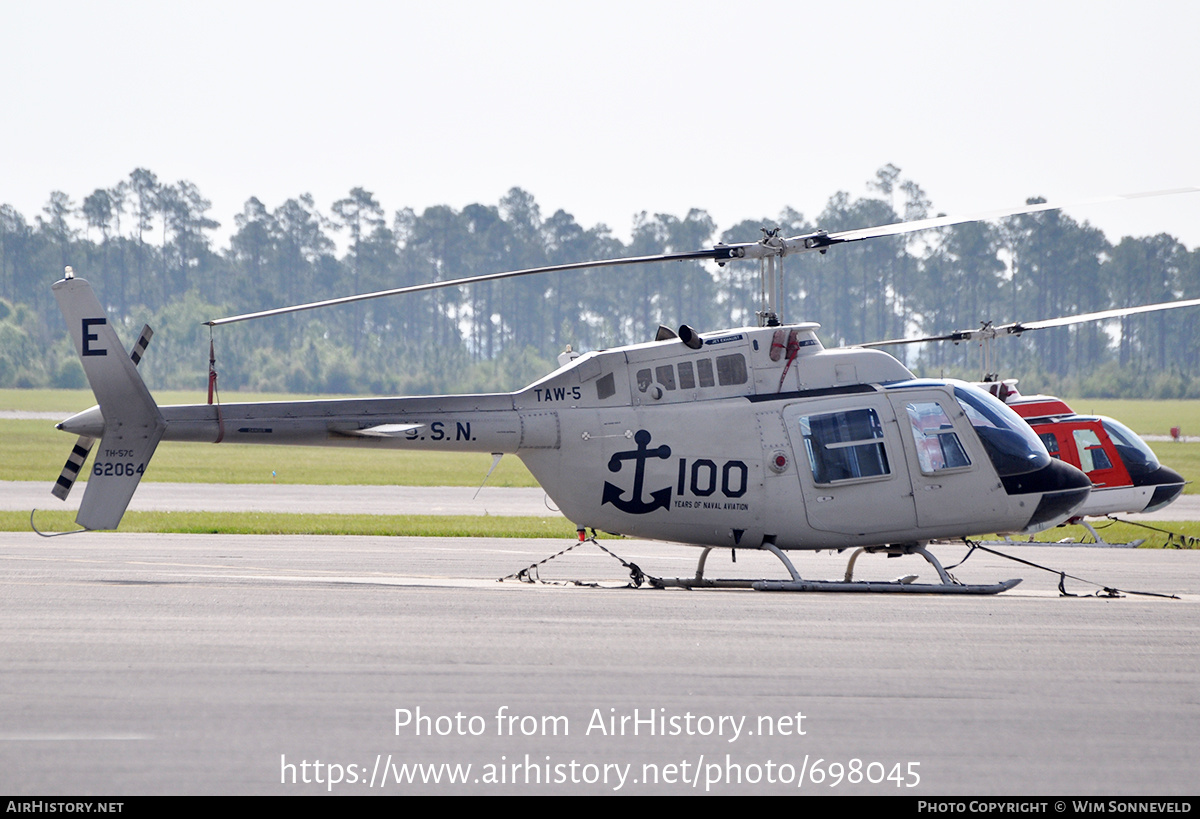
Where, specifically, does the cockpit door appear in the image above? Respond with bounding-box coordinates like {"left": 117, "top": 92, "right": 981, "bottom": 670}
{"left": 1068, "top": 424, "right": 1128, "bottom": 489}
{"left": 886, "top": 389, "right": 1006, "bottom": 527}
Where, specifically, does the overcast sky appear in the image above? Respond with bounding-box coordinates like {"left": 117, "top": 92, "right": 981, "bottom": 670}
{"left": 3, "top": 0, "right": 1198, "bottom": 252}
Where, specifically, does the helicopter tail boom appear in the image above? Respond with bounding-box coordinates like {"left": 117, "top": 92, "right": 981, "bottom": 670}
{"left": 52, "top": 276, "right": 543, "bottom": 531}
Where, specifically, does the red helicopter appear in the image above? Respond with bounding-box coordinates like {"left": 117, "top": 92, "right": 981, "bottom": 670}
{"left": 979, "top": 380, "right": 1183, "bottom": 517}
{"left": 862, "top": 298, "right": 1199, "bottom": 532}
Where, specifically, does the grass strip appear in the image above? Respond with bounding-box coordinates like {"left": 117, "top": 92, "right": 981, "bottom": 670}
{"left": 7, "top": 510, "right": 596, "bottom": 539}
{"left": 0, "top": 418, "right": 540, "bottom": 486}
{"left": 1016, "top": 519, "right": 1200, "bottom": 549}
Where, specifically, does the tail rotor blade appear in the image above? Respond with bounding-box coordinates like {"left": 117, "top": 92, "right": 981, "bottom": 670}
{"left": 129, "top": 324, "right": 153, "bottom": 365}
{"left": 50, "top": 436, "right": 95, "bottom": 502}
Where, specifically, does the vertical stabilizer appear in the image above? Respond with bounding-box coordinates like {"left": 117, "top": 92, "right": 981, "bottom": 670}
{"left": 52, "top": 276, "right": 165, "bottom": 530}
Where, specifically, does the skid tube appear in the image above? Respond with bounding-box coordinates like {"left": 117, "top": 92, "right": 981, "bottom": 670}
{"left": 977, "top": 518, "right": 1145, "bottom": 549}
{"left": 650, "top": 542, "right": 1022, "bottom": 595}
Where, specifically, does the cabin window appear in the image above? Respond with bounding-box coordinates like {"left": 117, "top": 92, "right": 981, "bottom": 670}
{"left": 716, "top": 354, "right": 748, "bottom": 386}
{"left": 1073, "top": 429, "right": 1112, "bottom": 472}
{"left": 903, "top": 401, "right": 970, "bottom": 473}
{"left": 634, "top": 356, "right": 742, "bottom": 396}
{"left": 1039, "top": 432, "right": 1061, "bottom": 458}
{"left": 799, "top": 408, "right": 891, "bottom": 484}
{"left": 678, "top": 361, "right": 696, "bottom": 389}
{"left": 655, "top": 365, "right": 677, "bottom": 390}
{"left": 596, "top": 372, "right": 616, "bottom": 400}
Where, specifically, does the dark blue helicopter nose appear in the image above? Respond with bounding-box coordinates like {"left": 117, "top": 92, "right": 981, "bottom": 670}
{"left": 1139, "top": 464, "right": 1186, "bottom": 513}
{"left": 1000, "top": 458, "right": 1092, "bottom": 530}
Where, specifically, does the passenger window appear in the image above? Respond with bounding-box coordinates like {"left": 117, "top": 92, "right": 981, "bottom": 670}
{"left": 697, "top": 359, "right": 715, "bottom": 388}
{"left": 655, "top": 364, "right": 676, "bottom": 390}
{"left": 800, "top": 408, "right": 890, "bottom": 484}
{"left": 1074, "top": 429, "right": 1112, "bottom": 472}
{"left": 1039, "top": 432, "right": 1061, "bottom": 458}
{"left": 636, "top": 369, "right": 652, "bottom": 393}
{"left": 904, "top": 401, "right": 970, "bottom": 473}
{"left": 716, "top": 354, "right": 747, "bottom": 386}
{"left": 678, "top": 361, "right": 696, "bottom": 389}
{"left": 596, "top": 372, "right": 615, "bottom": 400}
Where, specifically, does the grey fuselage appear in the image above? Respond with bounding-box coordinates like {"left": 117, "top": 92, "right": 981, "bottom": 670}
{"left": 60, "top": 323, "right": 1089, "bottom": 550}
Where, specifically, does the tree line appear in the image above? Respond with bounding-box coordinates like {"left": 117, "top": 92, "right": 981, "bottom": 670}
{"left": 2, "top": 164, "right": 1199, "bottom": 398}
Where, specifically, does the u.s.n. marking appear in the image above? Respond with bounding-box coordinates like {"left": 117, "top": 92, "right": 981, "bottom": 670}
{"left": 403, "top": 421, "right": 476, "bottom": 442}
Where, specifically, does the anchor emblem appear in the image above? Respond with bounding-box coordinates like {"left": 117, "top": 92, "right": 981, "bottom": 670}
{"left": 602, "top": 429, "right": 672, "bottom": 514}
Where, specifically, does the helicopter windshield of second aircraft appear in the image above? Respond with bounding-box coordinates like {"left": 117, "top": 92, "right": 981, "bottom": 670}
{"left": 1097, "top": 415, "right": 1162, "bottom": 477}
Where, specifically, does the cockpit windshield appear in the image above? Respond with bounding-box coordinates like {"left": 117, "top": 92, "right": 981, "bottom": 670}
{"left": 952, "top": 381, "right": 1051, "bottom": 477}
{"left": 1099, "top": 415, "right": 1161, "bottom": 478}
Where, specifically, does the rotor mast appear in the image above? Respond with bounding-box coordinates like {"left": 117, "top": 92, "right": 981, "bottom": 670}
{"left": 717, "top": 226, "right": 840, "bottom": 327}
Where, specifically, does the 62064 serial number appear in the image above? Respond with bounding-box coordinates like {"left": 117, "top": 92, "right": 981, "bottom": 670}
{"left": 92, "top": 462, "right": 146, "bottom": 477}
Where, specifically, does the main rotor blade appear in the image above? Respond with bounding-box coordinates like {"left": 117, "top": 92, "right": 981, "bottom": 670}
{"left": 861, "top": 296, "right": 1200, "bottom": 348}
{"left": 819, "top": 187, "right": 1200, "bottom": 245}
{"left": 206, "top": 248, "right": 727, "bottom": 326}
{"left": 860, "top": 331, "right": 972, "bottom": 348}
{"left": 208, "top": 186, "right": 1199, "bottom": 326}
{"left": 1005, "top": 296, "right": 1200, "bottom": 332}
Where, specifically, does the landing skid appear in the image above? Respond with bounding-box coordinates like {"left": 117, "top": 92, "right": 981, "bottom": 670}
{"left": 979, "top": 518, "right": 1145, "bottom": 549}
{"left": 1077, "top": 519, "right": 1145, "bottom": 548}
{"left": 650, "top": 543, "right": 1022, "bottom": 595}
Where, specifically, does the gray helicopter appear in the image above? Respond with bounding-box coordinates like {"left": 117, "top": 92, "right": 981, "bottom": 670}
{"left": 49, "top": 191, "right": 1197, "bottom": 593}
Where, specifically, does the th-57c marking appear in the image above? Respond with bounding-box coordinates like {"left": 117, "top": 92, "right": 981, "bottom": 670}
{"left": 104, "top": 448, "right": 135, "bottom": 458}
